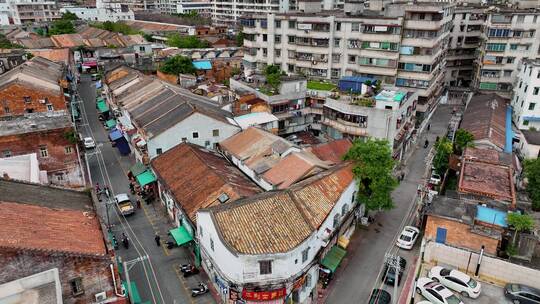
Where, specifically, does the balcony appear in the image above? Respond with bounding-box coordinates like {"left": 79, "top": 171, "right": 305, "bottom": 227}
{"left": 404, "top": 20, "right": 443, "bottom": 31}
{"left": 322, "top": 118, "right": 368, "bottom": 137}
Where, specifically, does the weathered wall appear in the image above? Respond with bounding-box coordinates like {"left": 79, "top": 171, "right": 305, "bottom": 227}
{"left": 0, "top": 249, "right": 115, "bottom": 304}
{"left": 0, "top": 83, "right": 66, "bottom": 117}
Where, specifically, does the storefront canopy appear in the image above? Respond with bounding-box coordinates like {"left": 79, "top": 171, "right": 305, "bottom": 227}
{"left": 109, "top": 128, "right": 123, "bottom": 141}
{"left": 105, "top": 119, "right": 117, "bottom": 129}
{"left": 169, "top": 226, "right": 193, "bottom": 246}
{"left": 130, "top": 162, "right": 147, "bottom": 177}
{"left": 96, "top": 100, "right": 109, "bottom": 113}
{"left": 122, "top": 281, "right": 141, "bottom": 304}
{"left": 321, "top": 245, "right": 347, "bottom": 272}
{"left": 136, "top": 170, "right": 156, "bottom": 187}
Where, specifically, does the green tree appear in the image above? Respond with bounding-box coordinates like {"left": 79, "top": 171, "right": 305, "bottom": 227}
{"left": 524, "top": 158, "right": 540, "bottom": 211}
{"left": 432, "top": 137, "right": 453, "bottom": 175}
{"left": 90, "top": 21, "right": 138, "bottom": 35}
{"left": 48, "top": 19, "right": 75, "bottom": 35}
{"left": 159, "top": 55, "right": 195, "bottom": 75}
{"left": 344, "top": 138, "right": 398, "bottom": 211}
{"left": 235, "top": 31, "right": 244, "bottom": 47}
{"left": 61, "top": 11, "right": 79, "bottom": 21}
{"left": 264, "top": 64, "right": 282, "bottom": 89}
{"left": 166, "top": 33, "right": 210, "bottom": 48}
{"left": 454, "top": 128, "right": 475, "bottom": 154}
{"left": 507, "top": 213, "right": 535, "bottom": 246}
{"left": 0, "top": 33, "right": 23, "bottom": 48}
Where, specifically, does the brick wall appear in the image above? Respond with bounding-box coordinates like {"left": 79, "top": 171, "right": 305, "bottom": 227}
{"left": 0, "top": 127, "right": 83, "bottom": 186}
{"left": 0, "top": 83, "right": 66, "bottom": 117}
{"left": 425, "top": 215, "right": 500, "bottom": 255}
{"left": 0, "top": 249, "right": 115, "bottom": 304}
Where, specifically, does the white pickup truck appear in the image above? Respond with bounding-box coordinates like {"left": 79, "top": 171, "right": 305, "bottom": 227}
{"left": 114, "top": 193, "right": 135, "bottom": 216}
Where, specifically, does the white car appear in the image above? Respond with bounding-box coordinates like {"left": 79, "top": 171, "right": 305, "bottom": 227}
{"left": 416, "top": 277, "right": 464, "bottom": 304}
{"left": 428, "top": 266, "right": 481, "bottom": 298}
{"left": 430, "top": 171, "right": 441, "bottom": 185}
{"left": 83, "top": 137, "right": 96, "bottom": 149}
{"left": 396, "top": 226, "right": 420, "bottom": 250}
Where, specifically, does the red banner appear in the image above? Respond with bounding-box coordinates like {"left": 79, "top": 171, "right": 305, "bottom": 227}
{"left": 242, "top": 288, "right": 286, "bottom": 301}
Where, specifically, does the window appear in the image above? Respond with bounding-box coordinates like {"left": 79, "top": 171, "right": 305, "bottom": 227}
{"left": 3, "top": 106, "right": 9, "bottom": 114}
{"left": 218, "top": 193, "right": 229, "bottom": 203}
{"left": 263, "top": 34, "right": 267, "bottom": 42}
{"left": 334, "top": 38, "right": 340, "bottom": 47}
{"left": 288, "top": 20, "right": 295, "bottom": 28}
{"left": 156, "top": 148, "right": 163, "bottom": 155}
{"left": 192, "top": 132, "right": 199, "bottom": 139}
{"left": 510, "top": 44, "right": 518, "bottom": 50}
{"left": 199, "top": 226, "right": 203, "bottom": 237}
{"left": 342, "top": 204, "right": 349, "bottom": 215}
{"left": 524, "top": 120, "right": 530, "bottom": 126}
{"left": 504, "top": 70, "right": 512, "bottom": 77}
{"left": 301, "top": 247, "right": 309, "bottom": 263}
{"left": 3, "top": 150, "right": 11, "bottom": 157}
{"left": 333, "top": 213, "right": 340, "bottom": 228}
{"left": 517, "top": 15, "right": 525, "bottom": 23}
{"left": 529, "top": 103, "right": 536, "bottom": 110}
{"left": 204, "top": 140, "right": 210, "bottom": 147}
{"left": 275, "top": 20, "right": 281, "bottom": 28}
{"left": 70, "top": 278, "right": 84, "bottom": 296}
{"left": 259, "top": 260, "right": 272, "bottom": 275}
{"left": 39, "top": 146, "right": 48, "bottom": 157}
{"left": 535, "top": 87, "right": 540, "bottom": 95}
{"left": 524, "top": 85, "right": 528, "bottom": 93}
{"left": 275, "top": 35, "right": 281, "bottom": 43}
{"left": 56, "top": 174, "right": 64, "bottom": 181}
{"left": 519, "top": 81, "right": 523, "bottom": 88}
{"left": 507, "top": 57, "right": 515, "bottom": 64}
{"left": 212, "top": 129, "right": 219, "bottom": 137}
{"left": 486, "top": 43, "right": 506, "bottom": 52}
{"left": 288, "top": 35, "right": 295, "bottom": 43}
{"left": 65, "top": 146, "right": 73, "bottom": 154}
{"left": 275, "top": 49, "right": 281, "bottom": 57}
{"left": 210, "top": 238, "right": 214, "bottom": 251}
{"left": 351, "top": 22, "right": 359, "bottom": 31}
{"left": 336, "top": 22, "right": 341, "bottom": 31}
{"left": 23, "top": 96, "right": 31, "bottom": 103}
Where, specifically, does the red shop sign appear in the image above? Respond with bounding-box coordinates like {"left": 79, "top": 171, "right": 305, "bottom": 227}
{"left": 242, "top": 288, "right": 286, "bottom": 301}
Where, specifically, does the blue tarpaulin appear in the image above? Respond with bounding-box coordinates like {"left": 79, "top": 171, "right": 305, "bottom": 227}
{"left": 109, "top": 128, "right": 123, "bottom": 141}
{"left": 505, "top": 106, "right": 513, "bottom": 153}
{"left": 192, "top": 60, "right": 212, "bottom": 70}
{"left": 338, "top": 76, "right": 377, "bottom": 93}
{"left": 476, "top": 205, "right": 507, "bottom": 227}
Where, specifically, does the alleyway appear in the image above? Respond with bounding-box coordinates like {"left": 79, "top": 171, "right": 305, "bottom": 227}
{"left": 325, "top": 105, "right": 455, "bottom": 303}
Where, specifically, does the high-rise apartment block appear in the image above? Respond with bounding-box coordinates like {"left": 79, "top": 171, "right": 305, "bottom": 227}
{"left": 512, "top": 59, "right": 540, "bottom": 130}
{"left": 242, "top": 1, "right": 454, "bottom": 117}
{"left": 0, "top": 0, "right": 60, "bottom": 25}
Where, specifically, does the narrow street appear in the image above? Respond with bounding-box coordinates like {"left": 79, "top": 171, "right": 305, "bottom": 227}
{"left": 77, "top": 75, "right": 215, "bottom": 304}
{"left": 325, "top": 105, "right": 455, "bottom": 303}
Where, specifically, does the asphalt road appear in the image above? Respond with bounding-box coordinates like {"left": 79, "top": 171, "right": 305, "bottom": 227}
{"left": 325, "top": 105, "right": 455, "bottom": 304}
{"left": 77, "top": 75, "right": 214, "bottom": 304}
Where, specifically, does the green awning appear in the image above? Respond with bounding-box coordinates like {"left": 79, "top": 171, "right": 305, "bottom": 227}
{"left": 136, "top": 170, "right": 156, "bottom": 187}
{"left": 169, "top": 226, "right": 193, "bottom": 246}
{"left": 96, "top": 97, "right": 105, "bottom": 103}
{"left": 321, "top": 245, "right": 347, "bottom": 272}
{"left": 105, "top": 119, "right": 117, "bottom": 128}
{"left": 71, "top": 106, "right": 79, "bottom": 118}
{"left": 122, "top": 281, "right": 141, "bottom": 304}
{"left": 130, "top": 162, "right": 147, "bottom": 177}
{"left": 96, "top": 100, "right": 109, "bottom": 113}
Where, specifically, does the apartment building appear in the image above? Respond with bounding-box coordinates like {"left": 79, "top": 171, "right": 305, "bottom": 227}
{"left": 158, "top": 0, "right": 212, "bottom": 16}
{"left": 0, "top": 0, "right": 60, "bottom": 25}
{"left": 446, "top": 6, "right": 485, "bottom": 91}
{"left": 512, "top": 59, "right": 540, "bottom": 130}
{"left": 61, "top": 0, "right": 135, "bottom": 22}
{"left": 242, "top": 1, "right": 454, "bottom": 118}
{"left": 477, "top": 9, "right": 540, "bottom": 96}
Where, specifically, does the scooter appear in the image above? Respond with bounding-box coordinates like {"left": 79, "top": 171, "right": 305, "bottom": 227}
{"left": 121, "top": 233, "right": 129, "bottom": 249}
{"left": 424, "top": 140, "right": 429, "bottom": 148}
{"left": 112, "top": 234, "right": 119, "bottom": 250}
{"left": 191, "top": 283, "right": 208, "bottom": 297}
{"left": 181, "top": 265, "right": 200, "bottom": 277}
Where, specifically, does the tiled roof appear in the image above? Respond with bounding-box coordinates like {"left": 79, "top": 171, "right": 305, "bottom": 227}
{"left": 262, "top": 151, "right": 330, "bottom": 189}
{"left": 308, "top": 139, "right": 352, "bottom": 163}
{"left": 151, "top": 143, "right": 261, "bottom": 223}
{"left": 0, "top": 201, "right": 106, "bottom": 256}
{"left": 29, "top": 48, "right": 71, "bottom": 65}
{"left": 0, "top": 56, "right": 64, "bottom": 92}
{"left": 461, "top": 94, "right": 508, "bottom": 150}
{"left": 15, "top": 37, "right": 55, "bottom": 49}
{"left": 51, "top": 34, "right": 85, "bottom": 48}
{"left": 206, "top": 164, "right": 354, "bottom": 254}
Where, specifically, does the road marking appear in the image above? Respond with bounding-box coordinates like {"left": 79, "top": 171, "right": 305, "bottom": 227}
{"left": 141, "top": 203, "right": 170, "bottom": 257}
{"left": 173, "top": 265, "right": 196, "bottom": 304}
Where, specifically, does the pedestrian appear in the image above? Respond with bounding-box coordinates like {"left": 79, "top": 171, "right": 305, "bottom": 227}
{"left": 427, "top": 123, "right": 431, "bottom": 131}
{"left": 400, "top": 172, "right": 405, "bottom": 181}
{"left": 136, "top": 199, "right": 141, "bottom": 209}
{"left": 95, "top": 182, "right": 101, "bottom": 193}
{"left": 154, "top": 233, "right": 161, "bottom": 247}
{"left": 129, "top": 182, "right": 134, "bottom": 194}
{"left": 436, "top": 136, "right": 440, "bottom": 142}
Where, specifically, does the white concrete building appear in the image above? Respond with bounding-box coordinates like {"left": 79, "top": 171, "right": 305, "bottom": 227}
{"left": 158, "top": 0, "right": 212, "bottom": 16}
{"left": 0, "top": 0, "right": 60, "bottom": 25}
{"left": 518, "top": 130, "right": 540, "bottom": 159}
{"left": 197, "top": 164, "right": 360, "bottom": 304}
{"left": 512, "top": 59, "right": 540, "bottom": 130}
{"left": 61, "top": 0, "right": 134, "bottom": 22}
{"left": 0, "top": 153, "right": 48, "bottom": 184}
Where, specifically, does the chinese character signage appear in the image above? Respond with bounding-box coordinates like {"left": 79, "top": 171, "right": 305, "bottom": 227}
{"left": 242, "top": 288, "right": 286, "bottom": 301}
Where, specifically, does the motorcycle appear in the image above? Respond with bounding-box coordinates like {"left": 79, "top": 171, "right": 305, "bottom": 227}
{"left": 181, "top": 264, "right": 200, "bottom": 277}
{"left": 112, "top": 234, "right": 119, "bottom": 250}
{"left": 121, "top": 233, "right": 129, "bottom": 249}
{"left": 191, "top": 283, "right": 208, "bottom": 297}
{"left": 424, "top": 140, "right": 429, "bottom": 148}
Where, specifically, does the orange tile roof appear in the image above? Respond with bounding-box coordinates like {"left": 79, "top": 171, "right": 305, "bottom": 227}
{"left": 309, "top": 139, "right": 352, "bottom": 163}
{"left": 151, "top": 143, "right": 261, "bottom": 223}
{"left": 262, "top": 151, "right": 330, "bottom": 189}
{"left": 207, "top": 164, "right": 354, "bottom": 254}
{"left": 29, "top": 48, "right": 71, "bottom": 65}
{"left": 461, "top": 94, "right": 508, "bottom": 150}
{"left": 0, "top": 201, "right": 106, "bottom": 256}
{"left": 51, "top": 34, "right": 85, "bottom": 48}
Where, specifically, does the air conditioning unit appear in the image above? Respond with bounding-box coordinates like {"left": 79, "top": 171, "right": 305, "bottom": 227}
{"left": 95, "top": 292, "right": 107, "bottom": 302}
{"left": 39, "top": 99, "right": 46, "bottom": 104}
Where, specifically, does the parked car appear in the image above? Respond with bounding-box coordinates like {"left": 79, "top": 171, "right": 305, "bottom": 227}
{"left": 83, "top": 137, "right": 96, "bottom": 149}
{"left": 381, "top": 256, "right": 407, "bottom": 286}
{"left": 396, "top": 226, "right": 420, "bottom": 250}
{"left": 428, "top": 266, "right": 481, "bottom": 298}
{"left": 369, "top": 289, "right": 391, "bottom": 304}
{"left": 416, "top": 277, "right": 464, "bottom": 304}
{"left": 430, "top": 171, "right": 442, "bottom": 185}
{"left": 114, "top": 193, "right": 135, "bottom": 216}
{"left": 505, "top": 283, "right": 540, "bottom": 304}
